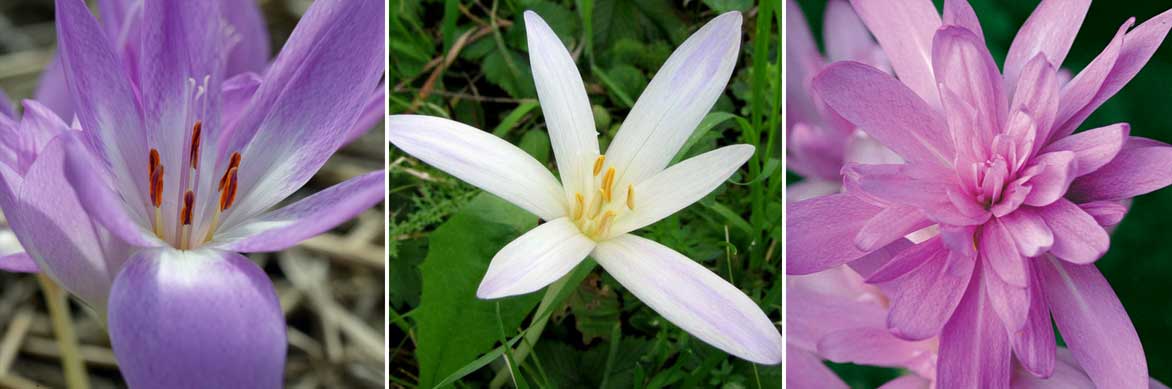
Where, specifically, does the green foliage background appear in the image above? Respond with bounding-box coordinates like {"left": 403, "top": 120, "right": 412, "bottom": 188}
{"left": 793, "top": 0, "right": 1172, "bottom": 386}
{"left": 390, "top": 0, "right": 781, "bottom": 387}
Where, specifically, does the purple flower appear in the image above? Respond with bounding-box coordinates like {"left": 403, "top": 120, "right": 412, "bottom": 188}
{"left": 0, "top": 0, "right": 385, "bottom": 387}
{"left": 788, "top": 0, "right": 1172, "bottom": 386}
{"left": 389, "top": 11, "right": 782, "bottom": 364}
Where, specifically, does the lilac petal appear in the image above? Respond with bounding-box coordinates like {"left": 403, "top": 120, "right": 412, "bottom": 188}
{"left": 1022, "top": 151, "right": 1076, "bottom": 207}
{"left": 593, "top": 234, "right": 781, "bottom": 364}
{"left": 786, "top": 179, "right": 840, "bottom": 203}
{"left": 1042, "top": 123, "right": 1129, "bottom": 177}
{"left": 788, "top": 271, "right": 889, "bottom": 350}
{"left": 1040, "top": 257, "right": 1147, "bottom": 388}
{"left": 817, "top": 327, "right": 931, "bottom": 366}
{"left": 1012, "top": 347, "right": 1094, "bottom": 388}
{"left": 342, "top": 85, "right": 385, "bottom": 145}
{"left": 1012, "top": 54, "right": 1060, "bottom": 148}
{"left": 1037, "top": 198, "right": 1108, "bottom": 264}
{"left": 880, "top": 375, "right": 933, "bottom": 389}
{"left": 1079, "top": 200, "right": 1128, "bottom": 227}
{"left": 786, "top": 193, "right": 883, "bottom": 275}
{"left": 476, "top": 218, "right": 594, "bottom": 299}
{"left": 785, "top": 0, "right": 826, "bottom": 130}
{"left": 786, "top": 345, "right": 849, "bottom": 389}
{"left": 982, "top": 217, "right": 1028, "bottom": 287}
{"left": 943, "top": 0, "right": 984, "bottom": 44}
{"left": 855, "top": 205, "right": 931, "bottom": 252}
{"left": 220, "top": 72, "right": 262, "bottom": 133}
{"left": 847, "top": 238, "right": 915, "bottom": 280}
{"left": 0, "top": 252, "right": 37, "bottom": 273}
{"left": 865, "top": 237, "right": 944, "bottom": 284}
{"left": 813, "top": 62, "right": 953, "bottom": 165}
{"left": 844, "top": 163, "right": 950, "bottom": 207}
{"left": 1002, "top": 0, "right": 1091, "bottom": 91}
{"left": 221, "top": 0, "right": 385, "bottom": 228}
{"left": 108, "top": 248, "right": 285, "bottom": 388}
{"left": 1053, "top": 19, "right": 1131, "bottom": 139}
{"left": 823, "top": 0, "right": 879, "bottom": 63}
{"left": 982, "top": 255, "right": 1030, "bottom": 332}
{"left": 848, "top": 0, "right": 943, "bottom": 105}
{"left": 933, "top": 26, "right": 1006, "bottom": 141}
{"left": 1068, "top": 138, "right": 1172, "bottom": 202}
{"left": 220, "top": 0, "right": 270, "bottom": 75}
{"left": 1000, "top": 208, "right": 1053, "bottom": 258}
{"left": 213, "top": 171, "right": 384, "bottom": 252}
{"left": 62, "top": 134, "right": 162, "bottom": 248}
{"left": 1013, "top": 262, "right": 1056, "bottom": 378}
{"left": 885, "top": 238, "right": 972, "bottom": 341}
{"left": 604, "top": 12, "right": 741, "bottom": 184}
{"left": 33, "top": 58, "right": 74, "bottom": 120}
{"left": 937, "top": 268, "right": 1012, "bottom": 388}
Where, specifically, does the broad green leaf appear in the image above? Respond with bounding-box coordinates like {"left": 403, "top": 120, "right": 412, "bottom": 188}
{"left": 701, "top": 0, "right": 753, "bottom": 13}
{"left": 566, "top": 273, "right": 621, "bottom": 343}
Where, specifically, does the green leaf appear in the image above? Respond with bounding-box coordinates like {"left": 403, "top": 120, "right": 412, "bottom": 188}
{"left": 519, "top": 129, "right": 552, "bottom": 163}
{"left": 671, "top": 112, "right": 737, "bottom": 164}
{"left": 701, "top": 0, "right": 753, "bottom": 13}
{"left": 566, "top": 273, "right": 621, "bottom": 343}
{"left": 483, "top": 49, "right": 537, "bottom": 98}
{"left": 492, "top": 101, "right": 542, "bottom": 137}
{"left": 414, "top": 194, "right": 544, "bottom": 387}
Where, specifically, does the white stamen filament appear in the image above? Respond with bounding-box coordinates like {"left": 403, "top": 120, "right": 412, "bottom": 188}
{"left": 574, "top": 155, "right": 636, "bottom": 240}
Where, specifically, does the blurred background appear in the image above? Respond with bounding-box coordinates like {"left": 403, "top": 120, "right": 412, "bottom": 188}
{"left": 0, "top": 0, "right": 386, "bottom": 387}
{"left": 792, "top": 0, "right": 1172, "bottom": 386}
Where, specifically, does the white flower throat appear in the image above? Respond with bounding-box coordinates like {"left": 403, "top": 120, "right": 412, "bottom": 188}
{"left": 571, "top": 155, "right": 634, "bottom": 240}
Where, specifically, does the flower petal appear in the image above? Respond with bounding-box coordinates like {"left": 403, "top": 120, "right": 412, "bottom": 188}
{"left": 108, "top": 248, "right": 285, "bottom": 388}
{"left": 1053, "top": 19, "right": 1131, "bottom": 139}
{"left": 817, "top": 327, "right": 932, "bottom": 366}
{"left": 813, "top": 61, "right": 953, "bottom": 165}
{"left": 603, "top": 12, "right": 741, "bottom": 184}
{"left": 982, "top": 255, "right": 1030, "bottom": 332}
{"left": 1037, "top": 198, "right": 1108, "bottom": 264}
{"left": 593, "top": 234, "right": 781, "bottom": 364}
{"left": 342, "top": 84, "right": 385, "bottom": 145}
{"left": 854, "top": 205, "right": 932, "bottom": 252}
{"left": 848, "top": 0, "right": 942, "bottom": 105}
{"left": 609, "top": 145, "right": 753, "bottom": 236}
{"left": 823, "top": 0, "right": 881, "bottom": 64}
{"left": 785, "top": 0, "right": 826, "bottom": 130}
{"left": 1023, "top": 150, "right": 1076, "bottom": 207}
{"left": 982, "top": 217, "right": 1028, "bottom": 288}
{"left": 933, "top": 25, "right": 1006, "bottom": 142}
{"left": 1012, "top": 54, "right": 1060, "bottom": 148}
{"left": 1003, "top": 0, "right": 1091, "bottom": 91}
{"left": 0, "top": 252, "right": 37, "bottom": 273}
{"left": 937, "top": 267, "right": 1012, "bottom": 388}
{"left": 1068, "top": 137, "right": 1172, "bottom": 202}
{"left": 388, "top": 115, "right": 566, "bottom": 220}
{"left": 212, "top": 171, "right": 384, "bottom": 252}
{"left": 1013, "top": 262, "right": 1056, "bottom": 378}
{"left": 786, "top": 345, "right": 849, "bottom": 389}
{"left": 787, "top": 193, "right": 883, "bottom": 275}
{"left": 1079, "top": 200, "right": 1128, "bottom": 227}
{"left": 1040, "top": 257, "right": 1147, "bottom": 388}
{"left": 62, "top": 133, "right": 162, "bottom": 248}
{"left": 220, "top": 0, "right": 269, "bottom": 75}
{"left": 1042, "top": 123, "right": 1129, "bottom": 177}
{"left": 1011, "top": 347, "right": 1094, "bottom": 388}
{"left": 943, "top": 0, "right": 984, "bottom": 44}
{"left": 999, "top": 207, "right": 1054, "bottom": 258}
{"left": 476, "top": 218, "right": 594, "bottom": 299}
{"left": 524, "top": 11, "right": 600, "bottom": 203}
{"left": 885, "top": 239, "right": 973, "bottom": 340}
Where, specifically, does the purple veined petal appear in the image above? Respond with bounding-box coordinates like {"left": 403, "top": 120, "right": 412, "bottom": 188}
{"left": 785, "top": 0, "right": 826, "bottom": 130}
{"left": 54, "top": 0, "right": 151, "bottom": 224}
{"left": 1012, "top": 54, "right": 1060, "bottom": 149}
{"left": 884, "top": 238, "right": 973, "bottom": 341}
{"left": 786, "top": 345, "right": 849, "bottom": 389}
{"left": 1053, "top": 19, "right": 1132, "bottom": 140}
{"left": 1002, "top": 0, "right": 1091, "bottom": 93}
{"left": 937, "top": 266, "right": 1012, "bottom": 388}
{"left": 813, "top": 61, "right": 953, "bottom": 166}
{"left": 943, "top": 0, "right": 984, "bottom": 44}
{"left": 7, "top": 100, "right": 71, "bottom": 173}
{"left": 604, "top": 12, "right": 741, "bottom": 185}
{"left": 1013, "top": 261, "right": 1056, "bottom": 379}
{"left": 788, "top": 268, "right": 889, "bottom": 350}
{"left": 524, "top": 11, "right": 600, "bottom": 204}
{"left": 96, "top": 0, "right": 136, "bottom": 38}
{"left": 1022, "top": 150, "right": 1076, "bottom": 207}
{"left": 220, "top": 72, "right": 263, "bottom": 133}
{"left": 388, "top": 115, "right": 566, "bottom": 221}
{"left": 933, "top": 25, "right": 1007, "bottom": 143}
{"left": 879, "top": 375, "right": 933, "bottom": 389}
{"left": 609, "top": 145, "right": 753, "bottom": 237}
{"left": 1011, "top": 347, "right": 1094, "bottom": 388}
{"left": 341, "top": 83, "right": 385, "bottom": 145}
{"left": 982, "top": 217, "right": 1028, "bottom": 287}
{"left": 1036, "top": 198, "right": 1108, "bottom": 264}
{"left": 854, "top": 205, "right": 932, "bottom": 252}
{"left": 218, "top": 0, "right": 385, "bottom": 230}
{"left": 1078, "top": 200, "right": 1128, "bottom": 227}
{"left": 1055, "top": 9, "right": 1172, "bottom": 136}
{"left": 999, "top": 207, "right": 1053, "bottom": 258}
{"left": 786, "top": 179, "right": 841, "bottom": 203}
{"left": 476, "top": 218, "right": 595, "bottom": 299}
{"left": 848, "top": 0, "right": 943, "bottom": 106}
{"left": 61, "top": 133, "right": 163, "bottom": 248}
{"left": 847, "top": 238, "right": 915, "bottom": 280}
{"left": 786, "top": 193, "right": 883, "bottom": 275}
{"left": 593, "top": 234, "right": 782, "bottom": 364}
{"left": 1042, "top": 123, "right": 1129, "bottom": 177}
{"left": 1068, "top": 137, "right": 1172, "bottom": 202}
{"left": 0, "top": 252, "right": 37, "bottom": 273}
{"left": 788, "top": 122, "right": 847, "bottom": 181}
{"left": 1039, "top": 257, "right": 1147, "bottom": 388}
{"left": 864, "top": 238, "right": 940, "bottom": 284}
{"left": 211, "top": 170, "right": 384, "bottom": 253}
{"left": 817, "top": 327, "right": 932, "bottom": 367}
{"left": 981, "top": 253, "right": 1030, "bottom": 332}
{"left": 219, "top": 0, "right": 270, "bottom": 75}
{"left": 108, "top": 248, "right": 285, "bottom": 388}
{"left": 823, "top": 0, "right": 879, "bottom": 63}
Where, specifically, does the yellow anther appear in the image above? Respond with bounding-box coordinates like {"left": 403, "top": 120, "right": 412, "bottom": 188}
{"left": 588, "top": 190, "right": 604, "bottom": 219}
{"left": 593, "top": 156, "right": 605, "bottom": 176}
{"left": 573, "top": 193, "right": 585, "bottom": 220}
{"left": 626, "top": 185, "right": 635, "bottom": 210}
{"left": 602, "top": 167, "right": 616, "bottom": 202}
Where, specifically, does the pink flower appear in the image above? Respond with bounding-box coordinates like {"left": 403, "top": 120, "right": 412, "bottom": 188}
{"left": 788, "top": 0, "right": 1172, "bottom": 386}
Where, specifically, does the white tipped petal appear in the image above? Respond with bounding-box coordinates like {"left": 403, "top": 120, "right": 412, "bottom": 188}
{"left": 388, "top": 115, "right": 567, "bottom": 220}
{"left": 592, "top": 234, "right": 782, "bottom": 364}
{"left": 609, "top": 144, "right": 753, "bottom": 236}
{"left": 604, "top": 12, "right": 742, "bottom": 184}
{"left": 524, "top": 11, "right": 600, "bottom": 201}
{"left": 477, "top": 218, "right": 595, "bottom": 298}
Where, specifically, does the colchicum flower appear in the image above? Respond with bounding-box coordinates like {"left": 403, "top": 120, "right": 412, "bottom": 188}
{"left": 389, "top": 11, "right": 782, "bottom": 364}
{"left": 0, "top": 0, "right": 385, "bottom": 386}
{"left": 788, "top": 0, "right": 1172, "bottom": 386}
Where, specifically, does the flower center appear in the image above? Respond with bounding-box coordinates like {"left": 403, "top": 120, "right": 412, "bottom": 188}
{"left": 571, "top": 155, "right": 634, "bottom": 240}
{"left": 147, "top": 121, "right": 241, "bottom": 250}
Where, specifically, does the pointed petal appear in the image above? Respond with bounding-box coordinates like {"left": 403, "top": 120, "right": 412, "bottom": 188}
{"left": 32, "top": 57, "right": 75, "bottom": 120}
{"left": 220, "top": 0, "right": 270, "bottom": 75}
{"left": 609, "top": 145, "right": 752, "bottom": 236}
{"left": 213, "top": 171, "right": 384, "bottom": 252}
{"left": 848, "top": 0, "right": 942, "bottom": 105}
{"left": 937, "top": 268, "right": 1012, "bottom": 388}
{"left": 108, "top": 248, "right": 285, "bottom": 388}
{"left": 1079, "top": 200, "right": 1128, "bottom": 227}
{"left": 342, "top": 84, "right": 385, "bottom": 145}
{"left": 982, "top": 255, "right": 1030, "bottom": 332}
{"left": 476, "top": 218, "right": 594, "bottom": 299}
{"left": 1042, "top": 123, "right": 1129, "bottom": 177}
{"left": 62, "top": 133, "right": 162, "bottom": 248}
{"left": 524, "top": 11, "right": 599, "bottom": 202}
{"left": 1037, "top": 199, "right": 1109, "bottom": 264}
{"left": 823, "top": 0, "right": 880, "bottom": 63}
{"left": 1003, "top": 0, "right": 1091, "bottom": 90}
{"left": 1022, "top": 151, "right": 1076, "bottom": 207}
{"left": 885, "top": 239, "right": 973, "bottom": 340}
{"left": 604, "top": 12, "right": 741, "bottom": 184}
{"left": 813, "top": 61, "right": 953, "bottom": 165}
{"left": 933, "top": 26, "right": 1006, "bottom": 141}
{"left": 1040, "top": 257, "right": 1147, "bottom": 388}
{"left": 855, "top": 206, "right": 931, "bottom": 252}
{"left": 785, "top": 0, "right": 826, "bottom": 130}
{"left": 1053, "top": 19, "right": 1131, "bottom": 139}
{"left": 1012, "top": 54, "right": 1060, "bottom": 147}
{"left": 943, "top": 0, "right": 984, "bottom": 44}
{"left": 786, "top": 346, "right": 849, "bottom": 389}
{"left": 0, "top": 252, "right": 37, "bottom": 273}
{"left": 1068, "top": 138, "right": 1172, "bottom": 202}
{"left": 982, "top": 217, "right": 1028, "bottom": 287}
{"left": 593, "top": 234, "right": 781, "bottom": 364}
{"left": 388, "top": 115, "right": 566, "bottom": 220}
{"left": 787, "top": 193, "right": 883, "bottom": 275}
{"left": 1013, "top": 262, "right": 1057, "bottom": 378}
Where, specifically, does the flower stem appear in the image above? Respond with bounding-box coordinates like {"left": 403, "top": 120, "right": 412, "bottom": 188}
{"left": 36, "top": 274, "right": 90, "bottom": 389}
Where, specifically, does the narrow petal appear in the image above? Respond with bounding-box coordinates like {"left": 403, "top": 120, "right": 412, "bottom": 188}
{"left": 848, "top": 0, "right": 943, "bottom": 105}
{"left": 937, "top": 268, "right": 1012, "bottom": 388}
{"left": 1003, "top": 0, "right": 1091, "bottom": 90}
{"left": 1013, "top": 262, "right": 1056, "bottom": 378}
{"left": 813, "top": 62, "right": 953, "bottom": 165}
{"left": 388, "top": 115, "right": 566, "bottom": 220}
{"left": 999, "top": 208, "right": 1054, "bottom": 257}
{"left": 933, "top": 26, "right": 1006, "bottom": 141}
{"left": 342, "top": 85, "right": 385, "bottom": 145}
{"left": 212, "top": 171, "right": 384, "bottom": 252}
{"left": 885, "top": 239, "right": 973, "bottom": 340}
{"left": 32, "top": 57, "right": 74, "bottom": 120}
{"left": 524, "top": 11, "right": 600, "bottom": 202}
{"left": 1053, "top": 19, "right": 1131, "bottom": 139}
{"left": 108, "top": 248, "right": 285, "bottom": 388}
{"left": 785, "top": 0, "right": 826, "bottom": 130}
{"left": 787, "top": 346, "right": 849, "bottom": 389}
{"left": 943, "top": 0, "right": 985, "bottom": 44}
{"left": 1068, "top": 138, "right": 1172, "bottom": 202}
{"left": 823, "top": 0, "right": 880, "bottom": 63}
{"left": 1040, "top": 257, "right": 1147, "bottom": 388}
{"left": 982, "top": 218, "right": 1028, "bottom": 287}
{"left": 1022, "top": 151, "right": 1076, "bottom": 207}
{"left": 1079, "top": 200, "right": 1128, "bottom": 227}
{"left": 604, "top": 12, "right": 741, "bottom": 184}
{"left": 62, "top": 134, "right": 162, "bottom": 248}
{"left": 609, "top": 145, "right": 753, "bottom": 236}
{"left": 476, "top": 218, "right": 595, "bottom": 299}
{"left": 1037, "top": 198, "right": 1108, "bottom": 264}
{"left": 1012, "top": 54, "right": 1060, "bottom": 147}
{"left": 0, "top": 252, "right": 37, "bottom": 273}
{"left": 787, "top": 193, "right": 883, "bottom": 275}
{"left": 854, "top": 206, "right": 932, "bottom": 252}
{"left": 593, "top": 234, "right": 782, "bottom": 364}
{"left": 1042, "top": 123, "right": 1129, "bottom": 177}
{"left": 0, "top": 88, "right": 14, "bottom": 118}
{"left": 220, "top": 0, "right": 270, "bottom": 75}
{"left": 817, "top": 327, "right": 933, "bottom": 366}
{"left": 865, "top": 238, "right": 940, "bottom": 284}
{"left": 982, "top": 255, "right": 1030, "bottom": 332}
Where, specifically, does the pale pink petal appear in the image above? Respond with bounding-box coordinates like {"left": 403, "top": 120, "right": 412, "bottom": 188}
{"left": 848, "top": 0, "right": 943, "bottom": 105}
{"left": 823, "top": 0, "right": 880, "bottom": 63}
{"left": 1068, "top": 137, "right": 1172, "bottom": 202}
{"left": 1041, "top": 123, "right": 1129, "bottom": 177}
{"left": 787, "top": 193, "right": 883, "bottom": 275}
{"left": 1012, "top": 54, "right": 1060, "bottom": 148}
{"left": 884, "top": 238, "right": 973, "bottom": 340}
{"left": 943, "top": 0, "right": 984, "bottom": 44}
{"left": 1078, "top": 200, "right": 1128, "bottom": 227}
{"left": 982, "top": 255, "right": 1030, "bottom": 332}
{"left": 787, "top": 345, "right": 849, "bottom": 389}
{"left": 982, "top": 217, "right": 1028, "bottom": 287}
{"left": 933, "top": 25, "right": 1006, "bottom": 142}
{"left": 818, "top": 327, "right": 932, "bottom": 366}
{"left": 1022, "top": 151, "right": 1076, "bottom": 207}
{"left": 1036, "top": 199, "right": 1108, "bottom": 264}
{"left": 880, "top": 375, "right": 933, "bottom": 389}
{"left": 855, "top": 206, "right": 932, "bottom": 251}
{"left": 1013, "top": 262, "right": 1056, "bottom": 378}
{"left": 1000, "top": 207, "right": 1054, "bottom": 258}
{"left": 937, "top": 268, "right": 1012, "bottom": 388}
{"left": 1053, "top": 20, "right": 1132, "bottom": 139}
{"left": 1003, "top": 0, "right": 1091, "bottom": 91}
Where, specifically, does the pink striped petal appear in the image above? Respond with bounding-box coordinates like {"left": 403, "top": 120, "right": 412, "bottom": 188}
{"left": 787, "top": 193, "right": 883, "bottom": 275}
{"left": 1042, "top": 123, "right": 1129, "bottom": 177}
{"left": 848, "top": 0, "right": 942, "bottom": 105}
{"left": 1068, "top": 137, "right": 1172, "bottom": 202}
{"left": 937, "top": 268, "right": 1012, "bottom": 388}
{"left": 1037, "top": 198, "right": 1108, "bottom": 264}
{"left": 1003, "top": 0, "right": 1091, "bottom": 91}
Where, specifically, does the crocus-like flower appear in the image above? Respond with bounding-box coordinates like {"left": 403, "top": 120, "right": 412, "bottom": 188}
{"left": 0, "top": 0, "right": 385, "bottom": 387}
{"left": 389, "top": 11, "right": 782, "bottom": 364}
{"left": 789, "top": 0, "right": 1172, "bottom": 386}
{"left": 0, "top": 94, "right": 37, "bottom": 274}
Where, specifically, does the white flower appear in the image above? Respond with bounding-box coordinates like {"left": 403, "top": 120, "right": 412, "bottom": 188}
{"left": 389, "top": 10, "right": 781, "bottom": 364}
